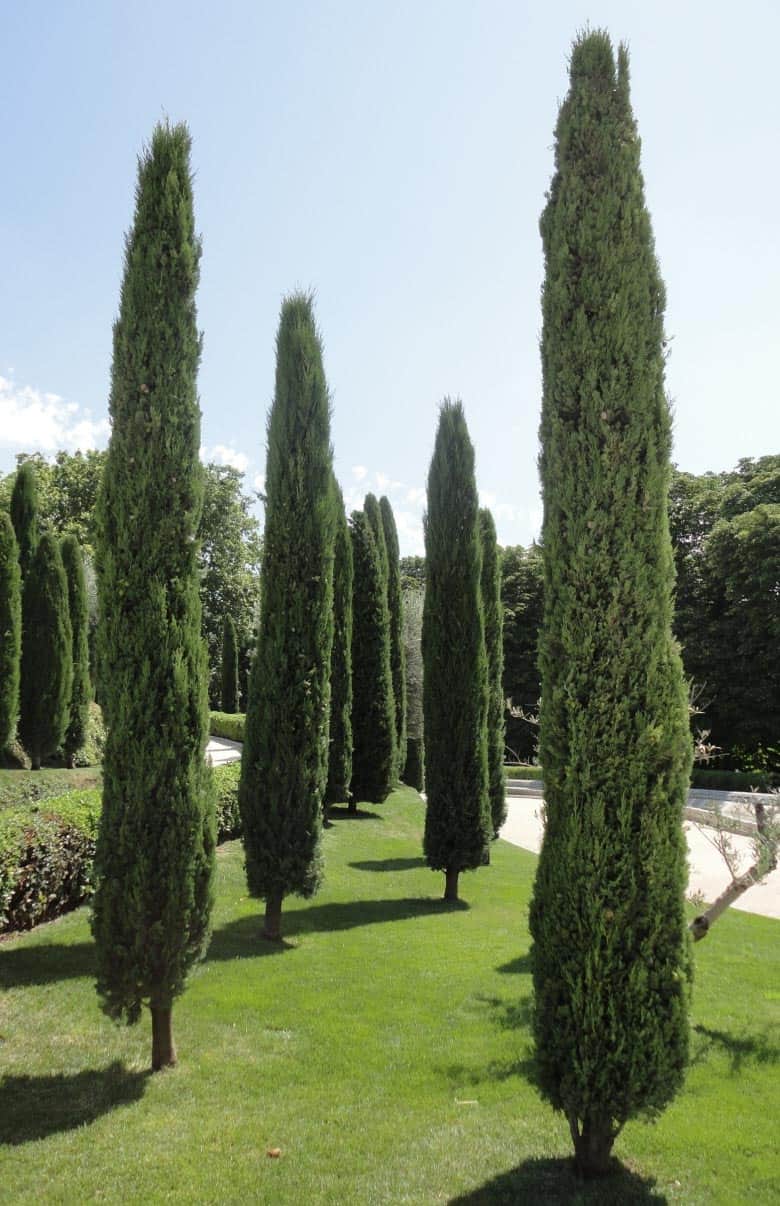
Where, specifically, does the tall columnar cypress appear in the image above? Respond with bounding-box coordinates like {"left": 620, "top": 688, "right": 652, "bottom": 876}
{"left": 325, "top": 481, "right": 354, "bottom": 812}
{"left": 479, "top": 509, "right": 506, "bottom": 837}
{"left": 92, "top": 123, "right": 215, "bottom": 1071}
{"left": 221, "top": 615, "right": 239, "bottom": 714}
{"left": 380, "top": 496, "right": 407, "bottom": 779}
{"left": 364, "top": 493, "right": 389, "bottom": 589}
{"left": 60, "top": 535, "right": 90, "bottom": 768}
{"left": 529, "top": 32, "right": 692, "bottom": 1177}
{"left": 19, "top": 534, "right": 73, "bottom": 769}
{"left": 0, "top": 514, "right": 22, "bottom": 751}
{"left": 239, "top": 293, "right": 335, "bottom": 940}
{"left": 349, "top": 510, "right": 395, "bottom": 807}
{"left": 423, "top": 399, "right": 490, "bottom": 900}
{"left": 10, "top": 461, "right": 39, "bottom": 579}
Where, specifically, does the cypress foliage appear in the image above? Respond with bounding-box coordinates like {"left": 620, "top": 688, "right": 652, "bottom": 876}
{"left": 61, "top": 535, "right": 91, "bottom": 768}
{"left": 422, "top": 399, "right": 490, "bottom": 900}
{"left": 19, "top": 534, "right": 73, "bottom": 769}
{"left": 0, "top": 513, "right": 22, "bottom": 751}
{"left": 529, "top": 32, "right": 692, "bottom": 1177}
{"left": 92, "top": 123, "right": 215, "bottom": 1071}
{"left": 349, "top": 510, "right": 395, "bottom": 807}
{"left": 220, "top": 615, "right": 239, "bottom": 714}
{"left": 325, "top": 481, "right": 354, "bottom": 811}
{"left": 479, "top": 509, "right": 506, "bottom": 837}
{"left": 10, "top": 461, "right": 39, "bottom": 579}
{"left": 239, "top": 293, "right": 335, "bottom": 940}
{"left": 404, "top": 737, "right": 425, "bottom": 792}
{"left": 380, "top": 496, "right": 407, "bottom": 779}
{"left": 364, "top": 492, "right": 389, "bottom": 588}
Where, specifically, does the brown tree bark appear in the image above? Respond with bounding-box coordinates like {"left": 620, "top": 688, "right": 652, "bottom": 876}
{"left": 151, "top": 1005, "right": 176, "bottom": 1071}
{"left": 264, "top": 891, "right": 283, "bottom": 941}
{"left": 444, "top": 867, "right": 459, "bottom": 901}
{"left": 690, "top": 801, "right": 778, "bottom": 942}
{"left": 569, "top": 1112, "right": 617, "bottom": 1178}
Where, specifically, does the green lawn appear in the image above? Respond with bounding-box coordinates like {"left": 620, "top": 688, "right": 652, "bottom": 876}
{"left": 1, "top": 787, "right": 777, "bottom": 1204}
{"left": 0, "top": 765, "right": 102, "bottom": 810}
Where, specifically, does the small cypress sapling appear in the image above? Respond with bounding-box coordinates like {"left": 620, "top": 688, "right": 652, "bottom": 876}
{"left": 422, "top": 399, "right": 490, "bottom": 900}
{"left": 325, "top": 480, "right": 354, "bottom": 813}
{"left": 239, "top": 293, "right": 335, "bottom": 940}
{"left": 530, "top": 31, "right": 692, "bottom": 1176}
{"left": 221, "top": 615, "right": 239, "bottom": 714}
{"left": 92, "top": 122, "right": 215, "bottom": 1071}
{"left": 380, "top": 496, "right": 407, "bottom": 779}
{"left": 19, "top": 534, "right": 73, "bottom": 769}
{"left": 0, "top": 514, "right": 22, "bottom": 751}
{"left": 10, "top": 461, "right": 39, "bottom": 579}
{"left": 61, "top": 535, "right": 91, "bottom": 768}
{"left": 349, "top": 510, "right": 395, "bottom": 807}
{"left": 479, "top": 509, "right": 506, "bottom": 837}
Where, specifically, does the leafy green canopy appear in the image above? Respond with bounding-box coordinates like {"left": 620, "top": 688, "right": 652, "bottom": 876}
{"left": 479, "top": 509, "right": 506, "bottom": 837}
{"left": 325, "top": 482, "right": 354, "bottom": 806}
{"left": 239, "top": 293, "right": 335, "bottom": 902}
{"left": 530, "top": 32, "right": 692, "bottom": 1172}
{"left": 0, "top": 513, "right": 21, "bottom": 750}
{"left": 19, "top": 535, "right": 73, "bottom": 769}
{"left": 422, "top": 399, "right": 490, "bottom": 876}
{"left": 349, "top": 510, "right": 395, "bottom": 804}
{"left": 60, "top": 535, "right": 91, "bottom": 765}
{"left": 92, "top": 121, "right": 215, "bottom": 1024}
{"left": 380, "top": 496, "right": 407, "bottom": 779}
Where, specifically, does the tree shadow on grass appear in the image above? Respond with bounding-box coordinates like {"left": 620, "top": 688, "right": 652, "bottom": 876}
{"left": 441, "top": 995, "right": 537, "bottom": 1089}
{"left": 349, "top": 857, "right": 427, "bottom": 872}
{"left": 0, "top": 939, "right": 95, "bottom": 990}
{"left": 327, "top": 805, "right": 385, "bottom": 821}
{"left": 449, "top": 1157, "right": 668, "bottom": 1204}
{"left": 691, "top": 1022, "right": 780, "bottom": 1074}
{"left": 496, "top": 952, "right": 532, "bottom": 975}
{"left": 0, "top": 1061, "right": 148, "bottom": 1145}
{"left": 209, "top": 895, "right": 469, "bottom": 958}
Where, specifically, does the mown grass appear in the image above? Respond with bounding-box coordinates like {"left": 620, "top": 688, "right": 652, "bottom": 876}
{"left": 0, "top": 787, "right": 777, "bottom": 1204}
{"left": 0, "top": 766, "right": 103, "bottom": 811}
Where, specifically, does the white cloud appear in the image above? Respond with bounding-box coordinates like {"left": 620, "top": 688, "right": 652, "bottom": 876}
{"left": 0, "top": 375, "right": 108, "bottom": 454}
{"left": 405, "top": 486, "right": 425, "bottom": 506}
{"left": 202, "top": 443, "right": 250, "bottom": 472}
{"left": 351, "top": 465, "right": 368, "bottom": 481}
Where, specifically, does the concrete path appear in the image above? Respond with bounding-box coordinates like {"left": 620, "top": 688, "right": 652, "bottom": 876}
{"left": 206, "top": 736, "right": 242, "bottom": 766}
{"left": 500, "top": 797, "right": 780, "bottom": 921}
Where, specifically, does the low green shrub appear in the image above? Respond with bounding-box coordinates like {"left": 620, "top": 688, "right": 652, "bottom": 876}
{"left": 403, "top": 736, "right": 425, "bottom": 792}
{"left": 209, "top": 712, "right": 245, "bottom": 742}
{"left": 70, "top": 701, "right": 106, "bottom": 767}
{"left": 504, "top": 764, "right": 543, "bottom": 780}
{"left": 1, "top": 762, "right": 241, "bottom": 933}
{"left": 690, "top": 768, "right": 778, "bottom": 792}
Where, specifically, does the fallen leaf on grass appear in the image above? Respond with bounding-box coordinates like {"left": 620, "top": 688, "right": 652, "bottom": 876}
{"left": 267, "top": 1148, "right": 282, "bottom": 1158}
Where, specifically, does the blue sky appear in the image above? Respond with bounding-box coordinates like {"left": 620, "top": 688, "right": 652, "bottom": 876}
{"left": 2, "top": 0, "right": 778, "bottom": 554}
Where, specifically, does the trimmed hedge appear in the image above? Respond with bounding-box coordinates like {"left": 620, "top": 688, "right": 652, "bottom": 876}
{"left": 0, "top": 763, "right": 242, "bottom": 934}
{"left": 690, "top": 768, "right": 778, "bottom": 792}
{"left": 504, "top": 765, "right": 543, "bottom": 780}
{"left": 209, "top": 712, "right": 245, "bottom": 743}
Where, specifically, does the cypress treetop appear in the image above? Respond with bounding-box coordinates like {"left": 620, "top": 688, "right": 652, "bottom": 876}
{"left": 92, "top": 121, "right": 214, "bottom": 1071}
{"left": 530, "top": 31, "right": 692, "bottom": 1176}
{"left": 60, "top": 535, "right": 91, "bottom": 768}
{"left": 380, "top": 495, "right": 407, "bottom": 779}
{"left": 422, "top": 399, "right": 490, "bottom": 900}
{"left": 0, "top": 513, "right": 22, "bottom": 751}
{"left": 19, "top": 534, "right": 73, "bottom": 769}
{"left": 349, "top": 510, "right": 395, "bottom": 806}
{"left": 479, "top": 509, "right": 506, "bottom": 837}
{"left": 10, "top": 460, "right": 39, "bottom": 579}
{"left": 364, "top": 493, "right": 389, "bottom": 589}
{"left": 239, "top": 293, "right": 335, "bottom": 940}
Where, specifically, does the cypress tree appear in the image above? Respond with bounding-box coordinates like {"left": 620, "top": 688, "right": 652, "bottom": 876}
{"left": 10, "top": 461, "right": 39, "bottom": 579}
{"left": 529, "top": 32, "right": 692, "bottom": 1176}
{"left": 0, "top": 514, "right": 22, "bottom": 751}
{"left": 239, "top": 293, "right": 335, "bottom": 941}
{"left": 364, "top": 492, "right": 389, "bottom": 589}
{"left": 349, "top": 510, "right": 395, "bottom": 807}
{"left": 380, "top": 496, "right": 407, "bottom": 779}
{"left": 19, "top": 534, "right": 73, "bottom": 769}
{"left": 221, "top": 615, "right": 239, "bottom": 714}
{"left": 422, "top": 399, "right": 490, "bottom": 900}
{"left": 61, "top": 535, "right": 90, "bottom": 768}
{"left": 92, "top": 122, "right": 215, "bottom": 1071}
{"left": 479, "top": 509, "right": 506, "bottom": 837}
{"left": 325, "top": 481, "right": 354, "bottom": 812}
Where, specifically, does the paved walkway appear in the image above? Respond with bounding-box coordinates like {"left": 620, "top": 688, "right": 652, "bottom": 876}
{"left": 206, "top": 736, "right": 242, "bottom": 766}
{"left": 500, "top": 797, "right": 780, "bottom": 920}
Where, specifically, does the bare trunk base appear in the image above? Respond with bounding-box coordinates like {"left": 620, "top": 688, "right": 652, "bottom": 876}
{"left": 444, "top": 867, "right": 459, "bottom": 901}
{"left": 347, "top": 801, "right": 357, "bottom": 814}
{"left": 66, "top": 753, "right": 76, "bottom": 770}
{"left": 264, "top": 891, "right": 283, "bottom": 941}
{"left": 569, "top": 1113, "right": 616, "bottom": 1178}
{"left": 31, "top": 758, "right": 41, "bottom": 771}
{"left": 151, "top": 1005, "right": 176, "bottom": 1072}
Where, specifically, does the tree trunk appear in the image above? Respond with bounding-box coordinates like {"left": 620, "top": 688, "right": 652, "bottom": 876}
{"left": 569, "top": 1112, "right": 616, "bottom": 1178}
{"left": 444, "top": 867, "right": 459, "bottom": 901}
{"left": 31, "top": 755, "right": 41, "bottom": 771}
{"left": 66, "top": 752, "right": 76, "bottom": 770}
{"left": 347, "top": 800, "right": 357, "bottom": 814}
{"left": 690, "top": 802, "right": 777, "bottom": 942}
{"left": 264, "top": 891, "right": 283, "bottom": 941}
{"left": 151, "top": 1005, "right": 176, "bottom": 1071}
